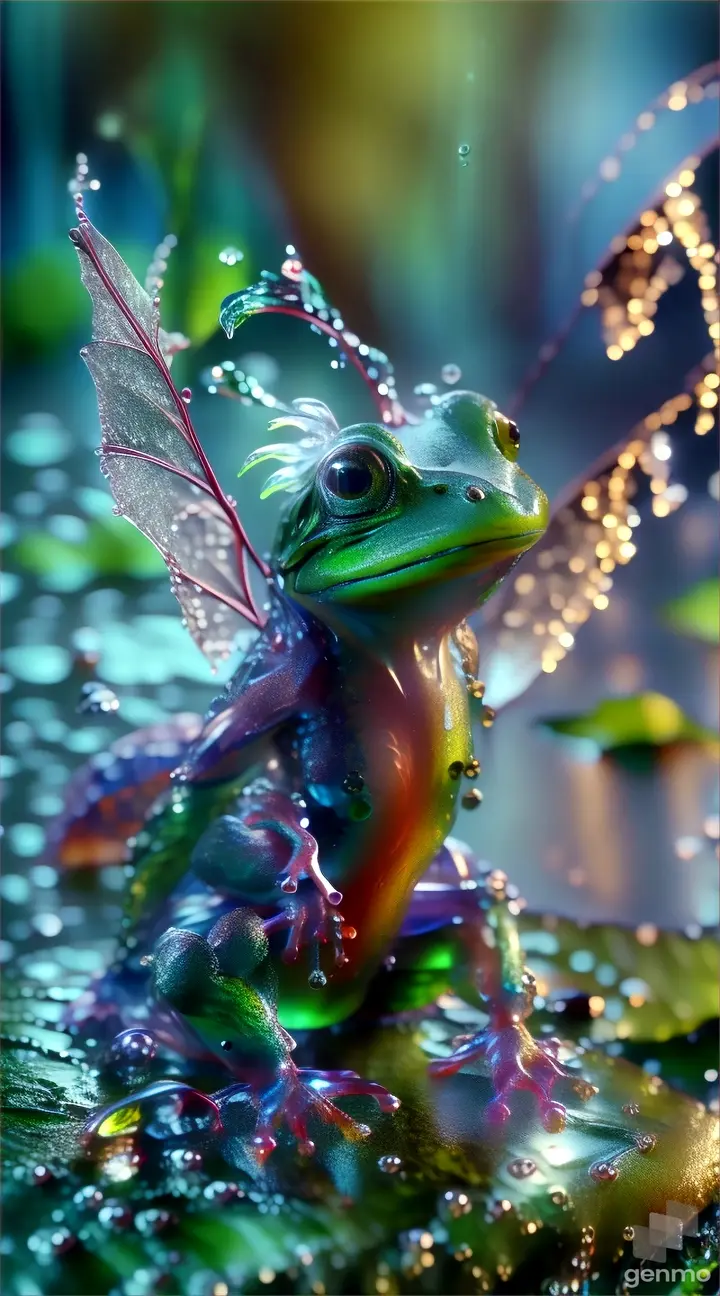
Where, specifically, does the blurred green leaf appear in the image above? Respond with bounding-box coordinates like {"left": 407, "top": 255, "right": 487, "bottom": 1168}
{"left": 664, "top": 579, "right": 720, "bottom": 646}
{"left": 184, "top": 237, "right": 251, "bottom": 346}
{"left": 537, "top": 692, "right": 718, "bottom": 753}
{"left": 2, "top": 245, "right": 86, "bottom": 358}
{"left": 11, "top": 516, "right": 166, "bottom": 584}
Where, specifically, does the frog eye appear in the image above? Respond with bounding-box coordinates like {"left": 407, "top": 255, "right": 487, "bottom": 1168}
{"left": 319, "top": 443, "right": 393, "bottom": 515}
{"left": 494, "top": 413, "right": 521, "bottom": 462}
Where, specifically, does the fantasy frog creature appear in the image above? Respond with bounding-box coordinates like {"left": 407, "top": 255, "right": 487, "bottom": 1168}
{"left": 60, "top": 205, "right": 628, "bottom": 1163}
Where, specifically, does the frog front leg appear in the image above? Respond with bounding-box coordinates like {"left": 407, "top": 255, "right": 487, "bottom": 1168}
{"left": 399, "top": 843, "right": 596, "bottom": 1132}
{"left": 151, "top": 908, "right": 399, "bottom": 1162}
{"left": 189, "top": 778, "right": 356, "bottom": 986}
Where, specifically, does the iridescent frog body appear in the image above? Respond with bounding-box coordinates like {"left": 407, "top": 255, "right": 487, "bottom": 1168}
{"left": 64, "top": 214, "right": 595, "bottom": 1157}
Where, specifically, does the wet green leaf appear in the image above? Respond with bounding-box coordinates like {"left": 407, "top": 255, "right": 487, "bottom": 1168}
{"left": 519, "top": 914, "right": 719, "bottom": 1042}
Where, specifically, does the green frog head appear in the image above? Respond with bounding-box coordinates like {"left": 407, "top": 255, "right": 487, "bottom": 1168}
{"left": 263, "top": 392, "right": 548, "bottom": 636}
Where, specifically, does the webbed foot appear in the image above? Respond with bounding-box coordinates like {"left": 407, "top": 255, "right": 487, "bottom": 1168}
{"left": 429, "top": 1022, "right": 596, "bottom": 1132}
{"left": 225, "top": 1063, "right": 400, "bottom": 1162}
{"left": 264, "top": 896, "right": 357, "bottom": 987}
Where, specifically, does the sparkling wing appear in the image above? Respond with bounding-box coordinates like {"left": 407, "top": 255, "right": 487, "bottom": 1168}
{"left": 71, "top": 214, "right": 269, "bottom": 664}
{"left": 474, "top": 415, "right": 690, "bottom": 708}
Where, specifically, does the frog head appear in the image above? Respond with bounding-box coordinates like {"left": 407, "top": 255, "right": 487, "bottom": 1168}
{"left": 268, "top": 392, "right": 548, "bottom": 638}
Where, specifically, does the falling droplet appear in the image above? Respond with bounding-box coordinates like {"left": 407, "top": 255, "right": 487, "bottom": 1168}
{"left": 507, "top": 1158, "right": 536, "bottom": 1179}
{"left": 181, "top": 388, "right": 192, "bottom": 404}
{"left": 378, "top": 1154, "right": 403, "bottom": 1174}
{"left": 458, "top": 142, "right": 471, "bottom": 166}
{"left": 441, "top": 363, "right": 462, "bottom": 385}
{"left": 623, "top": 1226, "right": 635, "bottom": 1241}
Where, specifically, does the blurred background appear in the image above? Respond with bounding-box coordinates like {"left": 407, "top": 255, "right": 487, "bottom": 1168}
{"left": 1, "top": 2, "right": 718, "bottom": 966}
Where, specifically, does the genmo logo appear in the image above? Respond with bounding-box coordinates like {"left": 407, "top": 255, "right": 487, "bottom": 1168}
{"left": 625, "top": 1266, "right": 713, "bottom": 1289}
{"left": 623, "top": 1201, "right": 713, "bottom": 1289}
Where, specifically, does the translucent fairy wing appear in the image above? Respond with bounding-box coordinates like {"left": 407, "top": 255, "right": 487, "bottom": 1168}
{"left": 70, "top": 212, "right": 270, "bottom": 664}
{"left": 474, "top": 412, "right": 690, "bottom": 709}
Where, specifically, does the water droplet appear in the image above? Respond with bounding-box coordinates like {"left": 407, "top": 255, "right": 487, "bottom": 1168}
{"left": 589, "top": 1160, "right": 619, "bottom": 1183}
{"left": 181, "top": 388, "right": 192, "bottom": 403}
{"left": 378, "top": 1154, "right": 403, "bottom": 1174}
{"left": 458, "top": 142, "right": 471, "bottom": 165}
{"left": 634, "top": 1133, "right": 657, "bottom": 1153}
{"left": 86, "top": 1081, "right": 221, "bottom": 1146}
{"left": 507, "top": 1158, "right": 536, "bottom": 1179}
{"left": 168, "top": 1147, "right": 203, "bottom": 1172}
{"left": 623, "top": 1226, "right": 635, "bottom": 1241}
{"left": 441, "top": 1189, "right": 473, "bottom": 1219}
{"left": 109, "top": 1029, "right": 156, "bottom": 1071}
{"left": 442, "top": 363, "right": 462, "bottom": 385}
{"left": 462, "top": 789, "right": 483, "bottom": 810}
{"left": 219, "top": 247, "right": 244, "bottom": 266}
{"left": 342, "top": 771, "right": 364, "bottom": 794}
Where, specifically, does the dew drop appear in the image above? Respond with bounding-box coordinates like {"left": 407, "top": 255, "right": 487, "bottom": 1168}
{"left": 378, "top": 1154, "right": 403, "bottom": 1174}
{"left": 507, "top": 1157, "right": 536, "bottom": 1179}
{"left": 634, "top": 1133, "right": 657, "bottom": 1153}
{"left": 109, "top": 1028, "right": 156, "bottom": 1070}
{"left": 589, "top": 1160, "right": 619, "bottom": 1182}
{"left": 462, "top": 788, "right": 483, "bottom": 810}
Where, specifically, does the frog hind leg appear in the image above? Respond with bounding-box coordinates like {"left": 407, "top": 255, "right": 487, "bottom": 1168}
{"left": 400, "top": 841, "right": 596, "bottom": 1133}
{"left": 150, "top": 907, "right": 399, "bottom": 1164}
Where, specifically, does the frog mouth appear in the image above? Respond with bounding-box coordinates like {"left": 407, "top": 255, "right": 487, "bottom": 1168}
{"left": 325, "top": 530, "right": 545, "bottom": 591}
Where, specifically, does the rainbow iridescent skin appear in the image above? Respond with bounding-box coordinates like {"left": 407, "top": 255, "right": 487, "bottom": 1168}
{"left": 66, "top": 214, "right": 596, "bottom": 1159}
{"left": 104, "top": 395, "right": 595, "bottom": 1149}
